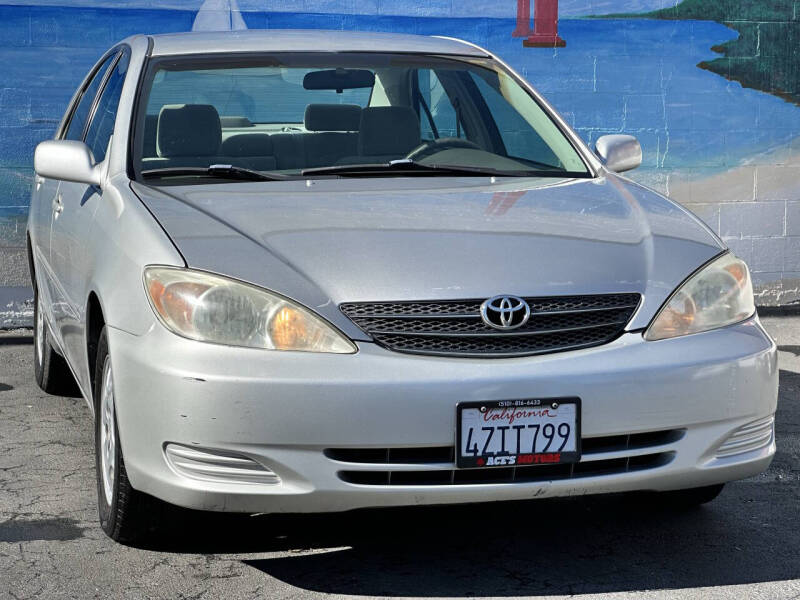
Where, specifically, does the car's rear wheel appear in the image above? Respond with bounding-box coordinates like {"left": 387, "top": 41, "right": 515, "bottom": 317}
{"left": 654, "top": 483, "right": 725, "bottom": 508}
{"left": 94, "top": 326, "right": 162, "bottom": 544}
{"left": 33, "top": 284, "right": 78, "bottom": 395}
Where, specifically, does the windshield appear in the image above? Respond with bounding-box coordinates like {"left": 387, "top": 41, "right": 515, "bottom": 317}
{"left": 133, "top": 52, "right": 591, "bottom": 183}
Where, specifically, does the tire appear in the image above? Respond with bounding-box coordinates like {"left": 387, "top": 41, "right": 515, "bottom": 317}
{"left": 33, "top": 284, "right": 78, "bottom": 396}
{"left": 94, "top": 326, "right": 162, "bottom": 544}
{"left": 654, "top": 483, "right": 725, "bottom": 508}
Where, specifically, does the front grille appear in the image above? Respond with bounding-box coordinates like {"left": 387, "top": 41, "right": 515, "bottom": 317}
{"left": 327, "top": 428, "right": 683, "bottom": 487}
{"left": 340, "top": 293, "right": 641, "bottom": 357}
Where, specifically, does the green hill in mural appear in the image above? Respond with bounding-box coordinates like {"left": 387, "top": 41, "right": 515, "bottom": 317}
{"left": 609, "top": 0, "right": 800, "bottom": 105}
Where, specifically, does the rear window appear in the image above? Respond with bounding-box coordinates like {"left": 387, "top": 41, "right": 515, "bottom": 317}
{"left": 134, "top": 52, "right": 590, "bottom": 182}
{"left": 145, "top": 67, "right": 372, "bottom": 124}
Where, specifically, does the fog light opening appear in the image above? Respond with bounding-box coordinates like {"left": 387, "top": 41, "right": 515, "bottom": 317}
{"left": 165, "top": 443, "right": 280, "bottom": 485}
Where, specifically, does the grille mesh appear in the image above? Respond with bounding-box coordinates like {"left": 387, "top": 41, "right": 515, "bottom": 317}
{"left": 340, "top": 293, "right": 640, "bottom": 357}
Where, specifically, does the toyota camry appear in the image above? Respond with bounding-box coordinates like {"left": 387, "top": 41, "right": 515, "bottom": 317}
{"left": 28, "top": 30, "right": 778, "bottom": 543}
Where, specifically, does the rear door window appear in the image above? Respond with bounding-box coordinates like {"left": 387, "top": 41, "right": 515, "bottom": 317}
{"left": 469, "top": 71, "right": 560, "bottom": 168}
{"left": 84, "top": 53, "right": 129, "bottom": 163}
{"left": 416, "top": 69, "right": 464, "bottom": 141}
{"left": 63, "top": 53, "right": 117, "bottom": 141}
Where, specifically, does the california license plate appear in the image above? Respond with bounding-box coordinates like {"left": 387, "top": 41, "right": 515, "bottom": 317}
{"left": 457, "top": 398, "right": 581, "bottom": 468}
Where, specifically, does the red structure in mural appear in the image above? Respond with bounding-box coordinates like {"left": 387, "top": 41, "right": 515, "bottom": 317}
{"left": 513, "top": 0, "right": 566, "bottom": 47}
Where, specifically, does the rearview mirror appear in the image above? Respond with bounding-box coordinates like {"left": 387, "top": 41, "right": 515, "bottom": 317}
{"left": 303, "top": 68, "right": 375, "bottom": 92}
{"left": 594, "top": 135, "right": 642, "bottom": 173}
{"left": 34, "top": 140, "right": 103, "bottom": 186}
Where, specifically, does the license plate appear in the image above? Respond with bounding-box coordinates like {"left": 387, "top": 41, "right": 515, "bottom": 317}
{"left": 456, "top": 398, "right": 581, "bottom": 468}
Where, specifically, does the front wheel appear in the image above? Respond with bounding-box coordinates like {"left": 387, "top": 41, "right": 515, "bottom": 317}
{"left": 94, "top": 326, "right": 162, "bottom": 543}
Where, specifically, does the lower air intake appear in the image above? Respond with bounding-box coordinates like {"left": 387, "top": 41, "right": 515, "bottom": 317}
{"left": 715, "top": 416, "right": 775, "bottom": 459}
{"left": 337, "top": 452, "right": 675, "bottom": 486}
{"left": 165, "top": 443, "right": 280, "bottom": 485}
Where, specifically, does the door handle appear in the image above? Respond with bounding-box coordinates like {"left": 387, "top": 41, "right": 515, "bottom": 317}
{"left": 53, "top": 194, "right": 63, "bottom": 216}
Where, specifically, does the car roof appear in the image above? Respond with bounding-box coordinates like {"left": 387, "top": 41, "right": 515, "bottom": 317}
{"left": 145, "top": 29, "right": 490, "bottom": 58}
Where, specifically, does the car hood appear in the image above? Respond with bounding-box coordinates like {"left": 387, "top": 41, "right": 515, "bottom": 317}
{"left": 131, "top": 175, "right": 723, "bottom": 339}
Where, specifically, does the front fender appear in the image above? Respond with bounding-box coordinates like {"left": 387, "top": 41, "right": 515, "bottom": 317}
{"left": 76, "top": 174, "right": 184, "bottom": 391}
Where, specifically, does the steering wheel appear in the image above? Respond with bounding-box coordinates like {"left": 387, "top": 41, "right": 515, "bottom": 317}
{"left": 405, "top": 137, "right": 481, "bottom": 162}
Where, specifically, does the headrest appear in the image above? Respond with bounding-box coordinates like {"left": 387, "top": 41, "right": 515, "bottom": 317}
{"left": 219, "top": 134, "right": 274, "bottom": 157}
{"left": 157, "top": 104, "right": 221, "bottom": 157}
{"left": 358, "top": 106, "right": 421, "bottom": 157}
{"left": 304, "top": 103, "right": 362, "bottom": 132}
{"left": 142, "top": 114, "right": 159, "bottom": 158}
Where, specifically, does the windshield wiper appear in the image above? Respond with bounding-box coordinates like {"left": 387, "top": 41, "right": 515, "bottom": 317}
{"left": 301, "top": 159, "right": 569, "bottom": 178}
{"left": 141, "top": 164, "right": 290, "bottom": 182}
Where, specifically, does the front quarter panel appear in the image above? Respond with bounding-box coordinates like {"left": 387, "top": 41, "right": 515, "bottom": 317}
{"left": 85, "top": 174, "right": 184, "bottom": 340}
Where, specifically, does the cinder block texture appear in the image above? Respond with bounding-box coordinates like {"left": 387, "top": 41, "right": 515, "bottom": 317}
{"left": 720, "top": 203, "right": 785, "bottom": 238}
{"left": 0, "top": 248, "right": 30, "bottom": 288}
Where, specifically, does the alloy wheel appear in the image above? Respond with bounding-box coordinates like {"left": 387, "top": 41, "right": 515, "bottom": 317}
{"left": 35, "top": 293, "right": 44, "bottom": 366}
{"left": 99, "top": 357, "right": 116, "bottom": 506}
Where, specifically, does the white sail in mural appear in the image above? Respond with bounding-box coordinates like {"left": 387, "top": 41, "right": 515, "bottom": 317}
{"left": 192, "top": 0, "right": 247, "bottom": 31}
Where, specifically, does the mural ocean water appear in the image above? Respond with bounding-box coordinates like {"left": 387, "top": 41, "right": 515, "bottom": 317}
{"left": 0, "top": 0, "right": 798, "bottom": 308}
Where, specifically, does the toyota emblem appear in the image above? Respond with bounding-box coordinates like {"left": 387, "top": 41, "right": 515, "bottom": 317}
{"left": 480, "top": 295, "right": 531, "bottom": 330}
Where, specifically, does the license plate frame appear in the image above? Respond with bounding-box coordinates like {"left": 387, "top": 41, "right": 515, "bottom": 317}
{"left": 456, "top": 398, "right": 581, "bottom": 469}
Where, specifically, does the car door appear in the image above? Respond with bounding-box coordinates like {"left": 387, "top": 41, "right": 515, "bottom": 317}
{"left": 50, "top": 49, "right": 129, "bottom": 381}
{"left": 29, "top": 174, "right": 60, "bottom": 308}
{"left": 35, "top": 52, "right": 118, "bottom": 342}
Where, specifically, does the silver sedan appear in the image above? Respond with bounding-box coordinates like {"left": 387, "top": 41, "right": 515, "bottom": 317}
{"left": 28, "top": 30, "right": 777, "bottom": 543}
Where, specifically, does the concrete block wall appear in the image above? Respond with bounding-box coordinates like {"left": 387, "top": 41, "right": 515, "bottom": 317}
{"left": 0, "top": 0, "right": 799, "bottom": 328}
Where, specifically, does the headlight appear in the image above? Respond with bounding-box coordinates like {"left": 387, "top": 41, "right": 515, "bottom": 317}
{"left": 143, "top": 267, "right": 356, "bottom": 353}
{"left": 645, "top": 252, "right": 755, "bottom": 341}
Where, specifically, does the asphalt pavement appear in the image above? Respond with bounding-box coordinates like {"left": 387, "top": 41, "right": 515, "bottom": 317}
{"left": 0, "top": 316, "right": 798, "bottom": 600}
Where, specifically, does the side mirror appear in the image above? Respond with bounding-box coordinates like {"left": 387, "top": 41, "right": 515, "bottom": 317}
{"left": 594, "top": 135, "right": 642, "bottom": 173}
{"left": 34, "top": 140, "right": 103, "bottom": 186}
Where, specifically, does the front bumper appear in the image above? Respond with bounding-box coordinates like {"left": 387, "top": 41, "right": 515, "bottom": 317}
{"left": 109, "top": 317, "right": 778, "bottom": 513}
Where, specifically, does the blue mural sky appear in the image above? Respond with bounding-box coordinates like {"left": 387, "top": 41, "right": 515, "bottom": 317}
{"left": 2, "top": 4, "right": 795, "bottom": 181}
{"left": 1, "top": 0, "right": 672, "bottom": 17}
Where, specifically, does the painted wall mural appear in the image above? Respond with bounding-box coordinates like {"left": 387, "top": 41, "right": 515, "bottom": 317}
{"left": 0, "top": 0, "right": 798, "bottom": 323}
